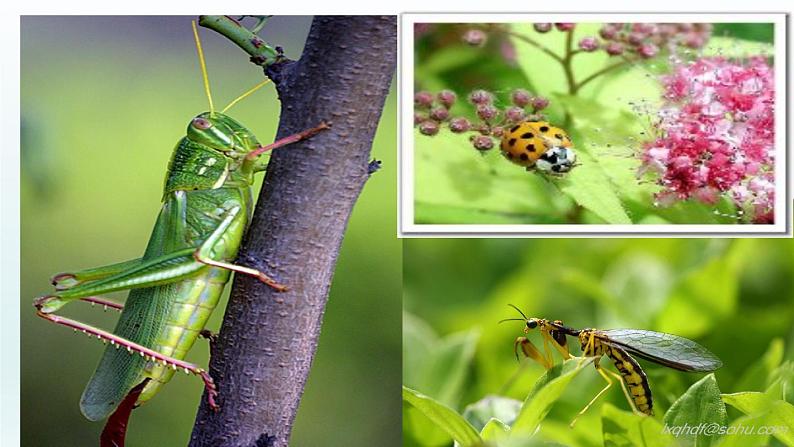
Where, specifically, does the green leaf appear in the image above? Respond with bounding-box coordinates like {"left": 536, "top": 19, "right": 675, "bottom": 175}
{"left": 663, "top": 374, "right": 727, "bottom": 447}
{"left": 402, "top": 386, "right": 483, "bottom": 447}
{"left": 402, "top": 312, "right": 480, "bottom": 407}
{"left": 480, "top": 417, "right": 511, "bottom": 441}
{"left": 721, "top": 392, "right": 794, "bottom": 446}
{"left": 734, "top": 338, "right": 784, "bottom": 392}
{"left": 413, "top": 131, "right": 576, "bottom": 225}
{"left": 462, "top": 395, "right": 522, "bottom": 432}
{"left": 552, "top": 151, "right": 632, "bottom": 224}
{"left": 511, "top": 358, "right": 594, "bottom": 436}
{"left": 655, "top": 241, "right": 747, "bottom": 337}
{"left": 601, "top": 403, "right": 678, "bottom": 447}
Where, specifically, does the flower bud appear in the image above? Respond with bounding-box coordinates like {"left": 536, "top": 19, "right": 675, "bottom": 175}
{"left": 469, "top": 89, "right": 494, "bottom": 105}
{"left": 605, "top": 42, "right": 624, "bottom": 56}
{"left": 533, "top": 23, "right": 552, "bottom": 33}
{"left": 505, "top": 106, "right": 526, "bottom": 123}
{"left": 578, "top": 36, "right": 599, "bottom": 52}
{"left": 462, "top": 29, "right": 487, "bottom": 47}
{"left": 511, "top": 89, "right": 531, "bottom": 107}
{"left": 476, "top": 104, "right": 499, "bottom": 121}
{"left": 638, "top": 43, "right": 659, "bottom": 59}
{"left": 471, "top": 135, "right": 494, "bottom": 151}
{"left": 530, "top": 96, "right": 549, "bottom": 111}
{"left": 437, "top": 90, "right": 457, "bottom": 108}
{"left": 429, "top": 107, "right": 449, "bottom": 121}
{"left": 414, "top": 91, "right": 434, "bottom": 109}
{"left": 419, "top": 121, "right": 439, "bottom": 136}
{"left": 555, "top": 23, "right": 575, "bottom": 32}
{"left": 599, "top": 25, "right": 618, "bottom": 40}
{"left": 449, "top": 117, "right": 471, "bottom": 133}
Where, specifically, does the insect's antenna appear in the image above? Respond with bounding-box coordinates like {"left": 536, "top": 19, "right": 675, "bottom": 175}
{"left": 191, "top": 20, "right": 215, "bottom": 114}
{"left": 498, "top": 318, "right": 526, "bottom": 324}
{"left": 507, "top": 303, "right": 529, "bottom": 320}
{"left": 221, "top": 79, "right": 272, "bottom": 113}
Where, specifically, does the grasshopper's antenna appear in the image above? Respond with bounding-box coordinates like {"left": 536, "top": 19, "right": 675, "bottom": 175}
{"left": 191, "top": 20, "right": 214, "bottom": 114}
{"left": 222, "top": 79, "right": 272, "bottom": 113}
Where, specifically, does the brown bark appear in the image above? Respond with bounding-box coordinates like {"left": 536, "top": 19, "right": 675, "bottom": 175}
{"left": 189, "top": 15, "right": 396, "bottom": 447}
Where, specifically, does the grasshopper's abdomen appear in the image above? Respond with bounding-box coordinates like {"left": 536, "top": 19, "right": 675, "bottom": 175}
{"left": 135, "top": 186, "right": 250, "bottom": 405}
{"left": 138, "top": 267, "right": 230, "bottom": 402}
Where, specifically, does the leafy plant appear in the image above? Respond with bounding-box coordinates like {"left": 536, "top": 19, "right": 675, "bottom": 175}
{"left": 413, "top": 23, "right": 776, "bottom": 224}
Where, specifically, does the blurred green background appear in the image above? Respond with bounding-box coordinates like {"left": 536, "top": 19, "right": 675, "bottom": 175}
{"left": 412, "top": 23, "right": 775, "bottom": 224}
{"left": 403, "top": 238, "right": 794, "bottom": 446}
{"left": 21, "top": 16, "right": 399, "bottom": 446}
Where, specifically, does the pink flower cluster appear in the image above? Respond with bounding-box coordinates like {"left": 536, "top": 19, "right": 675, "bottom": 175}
{"left": 641, "top": 56, "right": 775, "bottom": 223}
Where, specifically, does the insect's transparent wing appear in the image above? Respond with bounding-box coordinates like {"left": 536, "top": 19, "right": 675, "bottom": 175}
{"left": 599, "top": 329, "right": 723, "bottom": 372}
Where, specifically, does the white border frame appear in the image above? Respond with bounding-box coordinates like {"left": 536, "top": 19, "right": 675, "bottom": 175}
{"left": 399, "top": 13, "right": 790, "bottom": 237}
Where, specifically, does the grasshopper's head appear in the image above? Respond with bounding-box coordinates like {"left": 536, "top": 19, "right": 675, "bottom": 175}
{"left": 187, "top": 112, "right": 261, "bottom": 156}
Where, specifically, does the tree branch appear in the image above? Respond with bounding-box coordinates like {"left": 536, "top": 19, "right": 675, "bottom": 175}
{"left": 198, "top": 15, "right": 282, "bottom": 67}
{"left": 189, "top": 16, "right": 396, "bottom": 447}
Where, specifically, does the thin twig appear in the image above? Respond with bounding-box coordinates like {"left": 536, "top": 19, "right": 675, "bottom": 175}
{"left": 503, "top": 29, "right": 564, "bottom": 63}
{"left": 198, "top": 15, "right": 282, "bottom": 67}
{"left": 574, "top": 59, "right": 630, "bottom": 93}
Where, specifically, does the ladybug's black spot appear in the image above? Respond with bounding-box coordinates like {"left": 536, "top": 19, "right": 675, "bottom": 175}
{"left": 540, "top": 126, "right": 549, "bottom": 132}
{"left": 519, "top": 153, "right": 529, "bottom": 161}
{"left": 521, "top": 132, "right": 534, "bottom": 139}
{"left": 510, "top": 125, "right": 520, "bottom": 133}
{"left": 527, "top": 144, "right": 536, "bottom": 152}
{"left": 508, "top": 138, "right": 517, "bottom": 146}
{"left": 554, "top": 133, "right": 563, "bottom": 139}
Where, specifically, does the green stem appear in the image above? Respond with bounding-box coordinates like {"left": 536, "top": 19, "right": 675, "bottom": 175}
{"left": 198, "top": 15, "right": 281, "bottom": 67}
{"left": 561, "top": 30, "right": 576, "bottom": 128}
{"left": 573, "top": 59, "right": 630, "bottom": 93}
{"left": 503, "top": 29, "right": 564, "bottom": 63}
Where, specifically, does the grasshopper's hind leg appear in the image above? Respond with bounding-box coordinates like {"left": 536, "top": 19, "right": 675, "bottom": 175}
{"left": 51, "top": 257, "right": 143, "bottom": 290}
{"left": 34, "top": 310, "right": 220, "bottom": 411}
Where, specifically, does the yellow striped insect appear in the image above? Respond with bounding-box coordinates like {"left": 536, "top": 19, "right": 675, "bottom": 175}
{"left": 501, "top": 304, "right": 722, "bottom": 426}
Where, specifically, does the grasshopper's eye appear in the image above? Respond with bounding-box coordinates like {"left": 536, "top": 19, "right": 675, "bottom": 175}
{"left": 527, "top": 320, "right": 538, "bottom": 329}
{"left": 192, "top": 118, "right": 212, "bottom": 130}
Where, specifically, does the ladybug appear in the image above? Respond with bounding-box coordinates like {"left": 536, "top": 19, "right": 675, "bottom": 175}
{"left": 500, "top": 120, "right": 577, "bottom": 173}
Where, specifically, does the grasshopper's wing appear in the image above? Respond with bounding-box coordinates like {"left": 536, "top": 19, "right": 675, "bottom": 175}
{"left": 599, "top": 329, "right": 723, "bottom": 372}
{"left": 80, "top": 191, "right": 191, "bottom": 421}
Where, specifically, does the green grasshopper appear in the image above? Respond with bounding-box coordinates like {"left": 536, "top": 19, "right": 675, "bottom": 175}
{"left": 33, "top": 21, "right": 328, "bottom": 426}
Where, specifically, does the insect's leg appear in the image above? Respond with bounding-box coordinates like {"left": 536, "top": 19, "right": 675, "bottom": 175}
{"left": 541, "top": 331, "right": 554, "bottom": 367}
{"left": 51, "top": 257, "right": 143, "bottom": 290}
{"left": 79, "top": 296, "right": 124, "bottom": 312}
{"left": 199, "top": 329, "right": 218, "bottom": 343}
{"left": 35, "top": 247, "right": 202, "bottom": 314}
{"left": 603, "top": 368, "right": 644, "bottom": 416}
{"left": 514, "top": 336, "right": 551, "bottom": 369}
{"left": 246, "top": 122, "right": 331, "bottom": 171}
{"left": 570, "top": 357, "right": 612, "bottom": 428}
{"left": 541, "top": 329, "right": 571, "bottom": 361}
{"left": 35, "top": 309, "right": 220, "bottom": 411}
{"left": 192, "top": 206, "right": 288, "bottom": 292}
